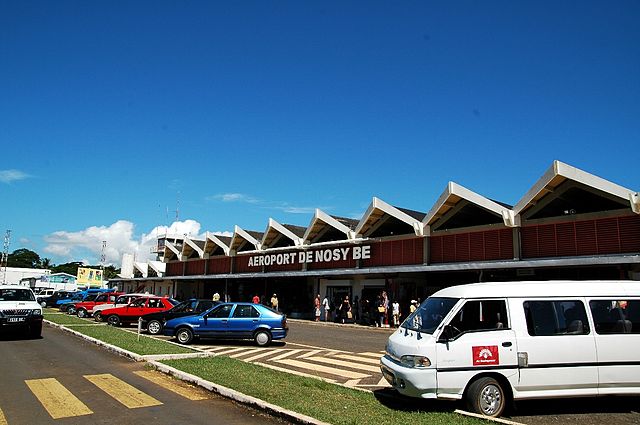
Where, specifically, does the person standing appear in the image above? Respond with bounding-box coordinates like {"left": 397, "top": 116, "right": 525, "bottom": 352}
{"left": 314, "top": 294, "right": 321, "bottom": 321}
{"left": 252, "top": 294, "right": 260, "bottom": 304}
{"left": 212, "top": 292, "right": 220, "bottom": 302}
{"left": 381, "top": 290, "right": 390, "bottom": 327}
{"left": 270, "top": 293, "right": 279, "bottom": 311}
{"left": 322, "top": 294, "right": 330, "bottom": 322}
{"left": 340, "top": 295, "right": 352, "bottom": 324}
{"left": 392, "top": 300, "right": 401, "bottom": 327}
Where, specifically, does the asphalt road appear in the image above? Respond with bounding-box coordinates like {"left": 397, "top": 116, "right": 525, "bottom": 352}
{"left": 0, "top": 328, "right": 290, "bottom": 425}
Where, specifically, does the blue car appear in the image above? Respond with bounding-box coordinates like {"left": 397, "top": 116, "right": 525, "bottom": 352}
{"left": 163, "top": 302, "right": 288, "bottom": 346}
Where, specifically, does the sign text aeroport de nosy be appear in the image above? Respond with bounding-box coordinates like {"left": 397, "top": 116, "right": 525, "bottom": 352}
{"left": 247, "top": 245, "right": 371, "bottom": 267}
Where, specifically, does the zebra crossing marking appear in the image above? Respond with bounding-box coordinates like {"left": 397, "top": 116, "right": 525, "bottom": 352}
{"left": 208, "top": 347, "right": 246, "bottom": 356}
{"left": 25, "top": 378, "right": 93, "bottom": 419}
{"left": 306, "top": 356, "right": 381, "bottom": 373}
{"left": 229, "top": 347, "right": 269, "bottom": 359}
{"left": 269, "top": 349, "right": 302, "bottom": 361}
{"left": 134, "top": 370, "right": 210, "bottom": 400}
{"left": 359, "top": 351, "right": 386, "bottom": 358}
{"left": 84, "top": 373, "right": 163, "bottom": 408}
{"left": 298, "top": 349, "right": 322, "bottom": 359}
{"left": 334, "top": 353, "right": 382, "bottom": 365}
{"left": 242, "top": 349, "right": 278, "bottom": 362}
{"left": 254, "top": 362, "right": 338, "bottom": 383}
{"left": 274, "top": 358, "right": 370, "bottom": 379}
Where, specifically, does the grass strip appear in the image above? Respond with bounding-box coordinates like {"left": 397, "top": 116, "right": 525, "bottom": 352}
{"left": 45, "top": 310, "right": 195, "bottom": 356}
{"left": 65, "top": 324, "right": 196, "bottom": 355}
{"left": 162, "top": 356, "right": 485, "bottom": 425}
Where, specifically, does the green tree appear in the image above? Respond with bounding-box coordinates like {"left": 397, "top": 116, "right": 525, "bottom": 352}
{"left": 51, "top": 262, "right": 83, "bottom": 276}
{"left": 7, "top": 249, "right": 43, "bottom": 268}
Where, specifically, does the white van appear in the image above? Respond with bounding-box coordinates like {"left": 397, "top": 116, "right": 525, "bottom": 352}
{"left": 380, "top": 280, "right": 640, "bottom": 417}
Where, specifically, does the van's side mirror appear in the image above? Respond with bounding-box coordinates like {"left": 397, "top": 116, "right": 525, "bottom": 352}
{"left": 437, "top": 325, "right": 454, "bottom": 343}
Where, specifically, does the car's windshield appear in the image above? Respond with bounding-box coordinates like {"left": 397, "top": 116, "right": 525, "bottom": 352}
{"left": 0, "top": 288, "right": 36, "bottom": 302}
{"left": 402, "top": 297, "right": 459, "bottom": 334}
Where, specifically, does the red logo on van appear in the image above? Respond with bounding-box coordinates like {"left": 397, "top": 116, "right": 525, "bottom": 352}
{"left": 473, "top": 346, "right": 499, "bottom": 366}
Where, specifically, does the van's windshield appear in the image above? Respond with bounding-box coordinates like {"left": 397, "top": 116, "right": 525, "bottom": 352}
{"left": 402, "top": 297, "right": 458, "bottom": 334}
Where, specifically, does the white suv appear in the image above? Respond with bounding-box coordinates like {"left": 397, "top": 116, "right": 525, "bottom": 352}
{"left": 0, "top": 285, "right": 43, "bottom": 338}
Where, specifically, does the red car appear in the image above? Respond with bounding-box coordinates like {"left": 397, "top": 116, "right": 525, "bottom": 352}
{"left": 73, "top": 292, "right": 123, "bottom": 318}
{"left": 102, "top": 296, "right": 179, "bottom": 326}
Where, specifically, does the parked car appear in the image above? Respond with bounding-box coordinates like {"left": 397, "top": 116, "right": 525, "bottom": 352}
{"left": 92, "top": 293, "right": 150, "bottom": 321}
{"left": 141, "top": 298, "right": 219, "bottom": 335}
{"left": 38, "top": 290, "right": 77, "bottom": 308}
{"left": 0, "top": 285, "right": 43, "bottom": 338}
{"left": 58, "top": 288, "right": 114, "bottom": 313}
{"left": 60, "top": 293, "right": 97, "bottom": 313}
{"left": 73, "top": 291, "right": 123, "bottom": 317}
{"left": 163, "top": 302, "right": 288, "bottom": 346}
{"left": 102, "top": 296, "right": 179, "bottom": 326}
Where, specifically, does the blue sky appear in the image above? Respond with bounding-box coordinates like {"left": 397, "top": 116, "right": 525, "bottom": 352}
{"left": 1, "top": 1, "right": 639, "bottom": 266}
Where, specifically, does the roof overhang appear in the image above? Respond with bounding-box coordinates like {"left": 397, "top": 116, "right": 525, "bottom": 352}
{"left": 204, "top": 232, "right": 231, "bottom": 256}
{"left": 230, "top": 225, "right": 262, "bottom": 254}
{"left": 261, "top": 218, "right": 303, "bottom": 248}
{"left": 134, "top": 262, "right": 148, "bottom": 278}
{"left": 182, "top": 236, "right": 205, "bottom": 259}
{"left": 303, "top": 209, "right": 356, "bottom": 243}
{"left": 355, "top": 197, "right": 424, "bottom": 237}
{"left": 148, "top": 261, "right": 166, "bottom": 277}
{"left": 514, "top": 160, "right": 639, "bottom": 216}
{"left": 163, "top": 240, "right": 182, "bottom": 262}
{"left": 423, "top": 182, "right": 518, "bottom": 232}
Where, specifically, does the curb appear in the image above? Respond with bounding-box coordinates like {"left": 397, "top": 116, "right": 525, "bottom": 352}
{"left": 44, "top": 320, "right": 330, "bottom": 425}
{"left": 149, "top": 360, "right": 332, "bottom": 425}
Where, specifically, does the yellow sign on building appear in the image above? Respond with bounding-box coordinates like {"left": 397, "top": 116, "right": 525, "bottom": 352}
{"left": 76, "top": 267, "right": 103, "bottom": 288}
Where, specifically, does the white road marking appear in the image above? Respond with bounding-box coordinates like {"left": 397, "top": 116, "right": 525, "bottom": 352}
{"left": 274, "top": 359, "right": 369, "bottom": 379}
{"left": 306, "top": 356, "right": 381, "bottom": 373}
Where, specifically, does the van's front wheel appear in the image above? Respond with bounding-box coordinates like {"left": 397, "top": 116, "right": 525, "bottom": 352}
{"left": 465, "top": 377, "right": 506, "bottom": 417}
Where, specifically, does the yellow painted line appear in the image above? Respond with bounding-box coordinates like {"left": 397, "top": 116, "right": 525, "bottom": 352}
{"left": 25, "top": 378, "right": 93, "bottom": 419}
{"left": 334, "top": 353, "right": 383, "bottom": 365}
{"left": 274, "top": 359, "right": 369, "bottom": 379}
{"left": 0, "top": 407, "right": 7, "bottom": 425}
{"left": 307, "top": 356, "right": 381, "bottom": 373}
{"left": 84, "top": 374, "right": 162, "bottom": 408}
{"left": 134, "top": 371, "right": 209, "bottom": 401}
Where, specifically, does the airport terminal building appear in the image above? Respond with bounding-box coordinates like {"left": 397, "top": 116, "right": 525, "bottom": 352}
{"left": 111, "top": 161, "right": 640, "bottom": 318}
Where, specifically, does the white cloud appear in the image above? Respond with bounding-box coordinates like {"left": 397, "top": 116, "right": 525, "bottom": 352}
{"left": 209, "top": 193, "right": 259, "bottom": 203}
{"left": 0, "top": 169, "right": 31, "bottom": 183}
{"left": 43, "top": 219, "right": 205, "bottom": 266}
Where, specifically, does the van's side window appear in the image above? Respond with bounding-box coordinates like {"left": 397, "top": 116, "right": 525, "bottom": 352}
{"left": 523, "top": 300, "right": 590, "bottom": 336}
{"left": 589, "top": 300, "right": 637, "bottom": 334}
{"left": 448, "top": 300, "right": 508, "bottom": 336}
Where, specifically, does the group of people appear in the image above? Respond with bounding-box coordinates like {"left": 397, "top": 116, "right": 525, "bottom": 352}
{"left": 313, "top": 291, "right": 419, "bottom": 327}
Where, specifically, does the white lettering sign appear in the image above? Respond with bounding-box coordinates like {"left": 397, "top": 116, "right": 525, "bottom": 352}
{"left": 247, "top": 245, "right": 370, "bottom": 267}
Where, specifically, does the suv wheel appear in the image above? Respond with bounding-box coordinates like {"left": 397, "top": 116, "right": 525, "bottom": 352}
{"left": 67, "top": 306, "right": 76, "bottom": 315}
{"left": 94, "top": 311, "right": 103, "bottom": 322}
{"left": 77, "top": 308, "right": 87, "bottom": 318}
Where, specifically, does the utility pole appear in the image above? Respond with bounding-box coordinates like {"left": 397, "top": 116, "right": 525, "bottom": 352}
{"left": 1, "top": 230, "right": 11, "bottom": 284}
{"left": 100, "top": 240, "right": 106, "bottom": 288}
